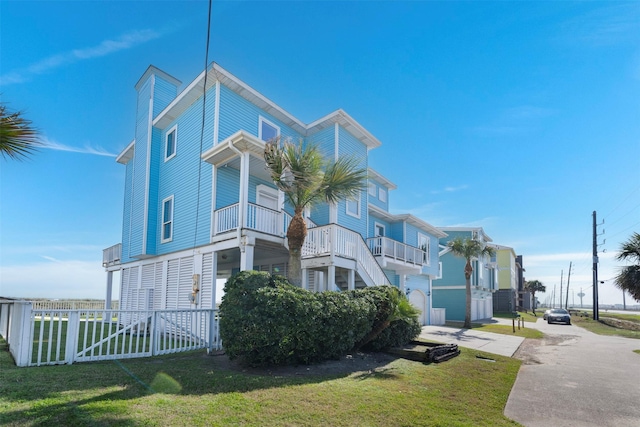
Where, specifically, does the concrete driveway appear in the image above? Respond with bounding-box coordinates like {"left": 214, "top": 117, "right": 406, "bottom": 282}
{"left": 505, "top": 318, "right": 640, "bottom": 427}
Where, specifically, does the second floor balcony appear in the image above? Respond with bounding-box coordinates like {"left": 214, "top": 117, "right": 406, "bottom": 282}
{"left": 367, "top": 236, "right": 428, "bottom": 272}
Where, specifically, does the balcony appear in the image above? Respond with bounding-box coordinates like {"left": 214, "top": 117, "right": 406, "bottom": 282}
{"left": 367, "top": 237, "right": 427, "bottom": 269}
{"left": 214, "top": 202, "right": 315, "bottom": 237}
{"left": 102, "top": 243, "right": 122, "bottom": 268}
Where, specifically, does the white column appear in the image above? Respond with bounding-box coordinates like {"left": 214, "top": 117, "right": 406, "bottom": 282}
{"left": 239, "top": 235, "right": 255, "bottom": 271}
{"left": 301, "top": 268, "right": 308, "bottom": 290}
{"left": 105, "top": 271, "right": 113, "bottom": 309}
{"left": 327, "top": 265, "right": 336, "bottom": 291}
{"left": 399, "top": 274, "right": 407, "bottom": 294}
{"left": 211, "top": 253, "right": 218, "bottom": 309}
{"left": 238, "top": 151, "right": 250, "bottom": 230}
{"left": 348, "top": 269, "right": 355, "bottom": 291}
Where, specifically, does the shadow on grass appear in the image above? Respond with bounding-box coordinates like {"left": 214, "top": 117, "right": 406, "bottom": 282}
{"left": 1, "top": 337, "right": 400, "bottom": 425}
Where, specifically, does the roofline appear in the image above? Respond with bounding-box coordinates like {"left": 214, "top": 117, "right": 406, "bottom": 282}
{"left": 116, "top": 140, "right": 135, "bottom": 164}
{"left": 369, "top": 205, "right": 447, "bottom": 238}
{"left": 135, "top": 65, "right": 181, "bottom": 91}
{"left": 368, "top": 168, "right": 397, "bottom": 190}
{"left": 151, "top": 62, "right": 381, "bottom": 148}
{"left": 438, "top": 227, "right": 493, "bottom": 242}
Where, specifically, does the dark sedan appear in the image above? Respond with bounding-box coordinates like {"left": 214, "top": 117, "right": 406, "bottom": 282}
{"left": 547, "top": 308, "right": 571, "bottom": 325}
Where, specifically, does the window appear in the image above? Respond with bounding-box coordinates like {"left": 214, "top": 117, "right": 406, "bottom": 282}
{"left": 259, "top": 116, "right": 280, "bottom": 142}
{"left": 162, "top": 196, "right": 174, "bottom": 243}
{"left": 418, "top": 233, "right": 430, "bottom": 265}
{"left": 346, "top": 192, "right": 361, "bottom": 218}
{"left": 256, "top": 185, "right": 279, "bottom": 210}
{"left": 368, "top": 182, "right": 376, "bottom": 196}
{"left": 374, "top": 223, "right": 385, "bottom": 237}
{"left": 165, "top": 125, "right": 177, "bottom": 161}
{"left": 378, "top": 188, "right": 387, "bottom": 203}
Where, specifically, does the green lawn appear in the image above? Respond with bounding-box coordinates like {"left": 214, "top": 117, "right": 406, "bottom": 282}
{"left": 571, "top": 312, "right": 640, "bottom": 340}
{"left": 494, "top": 312, "right": 539, "bottom": 323}
{"left": 0, "top": 337, "right": 522, "bottom": 426}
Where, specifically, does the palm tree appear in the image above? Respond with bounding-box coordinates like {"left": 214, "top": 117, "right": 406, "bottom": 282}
{"left": 264, "top": 138, "right": 367, "bottom": 287}
{"left": 447, "top": 236, "right": 495, "bottom": 329}
{"left": 614, "top": 232, "right": 640, "bottom": 302}
{"left": 524, "top": 280, "right": 546, "bottom": 315}
{"left": 0, "top": 104, "right": 41, "bottom": 160}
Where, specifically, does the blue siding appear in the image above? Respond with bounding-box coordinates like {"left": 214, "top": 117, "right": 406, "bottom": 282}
{"left": 432, "top": 289, "right": 466, "bottom": 321}
{"left": 218, "top": 85, "right": 302, "bottom": 144}
{"left": 121, "top": 160, "right": 135, "bottom": 263}
{"left": 405, "top": 223, "right": 421, "bottom": 247}
{"left": 216, "top": 167, "right": 240, "bottom": 208}
{"left": 336, "top": 126, "right": 367, "bottom": 238}
{"left": 152, "top": 76, "right": 179, "bottom": 119}
{"left": 367, "top": 179, "right": 388, "bottom": 211}
{"left": 155, "top": 94, "right": 214, "bottom": 255}
{"left": 129, "top": 77, "right": 153, "bottom": 258}
{"left": 369, "top": 215, "right": 392, "bottom": 238}
{"left": 308, "top": 126, "right": 335, "bottom": 160}
{"left": 390, "top": 222, "right": 404, "bottom": 243}
{"left": 421, "top": 234, "right": 440, "bottom": 277}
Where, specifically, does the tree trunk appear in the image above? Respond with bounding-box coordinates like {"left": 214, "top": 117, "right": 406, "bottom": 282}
{"left": 286, "top": 209, "right": 307, "bottom": 287}
{"left": 464, "top": 260, "right": 473, "bottom": 329}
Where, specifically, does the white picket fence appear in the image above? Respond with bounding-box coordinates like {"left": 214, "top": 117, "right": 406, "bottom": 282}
{"left": 0, "top": 301, "right": 221, "bottom": 367}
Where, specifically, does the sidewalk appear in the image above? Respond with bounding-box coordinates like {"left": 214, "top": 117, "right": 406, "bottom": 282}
{"left": 418, "top": 319, "right": 525, "bottom": 357}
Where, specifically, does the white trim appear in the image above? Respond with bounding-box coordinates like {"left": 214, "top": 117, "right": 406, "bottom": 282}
{"left": 368, "top": 182, "right": 376, "bottom": 196}
{"left": 258, "top": 116, "right": 280, "bottom": 142}
{"left": 209, "top": 165, "right": 217, "bottom": 241}
{"left": 433, "top": 285, "right": 465, "bottom": 290}
{"left": 378, "top": 187, "right": 387, "bottom": 203}
{"left": 418, "top": 232, "right": 430, "bottom": 266}
{"left": 346, "top": 191, "right": 361, "bottom": 219}
{"left": 256, "top": 184, "right": 279, "bottom": 210}
{"left": 164, "top": 124, "right": 177, "bottom": 161}
{"left": 161, "top": 195, "right": 174, "bottom": 243}
{"left": 334, "top": 122, "right": 339, "bottom": 161}
{"left": 142, "top": 75, "right": 155, "bottom": 255}
{"left": 374, "top": 222, "right": 385, "bottom": 237}
{"left": 116, "top": 140, "right": 135, "bottom": 164}
{"left": 213, "top": 81, "right": 220, "bottom": 145}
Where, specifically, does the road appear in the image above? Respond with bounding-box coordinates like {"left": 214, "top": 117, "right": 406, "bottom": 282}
{"left": 505, "top": 318, "right": 640, "bottom": 427}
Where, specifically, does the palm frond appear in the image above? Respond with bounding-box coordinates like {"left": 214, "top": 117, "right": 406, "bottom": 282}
{"left": 0, "top": 104, "right": 41, "bottom": 161}
{"left": 320, "top": 156, "right": 368, "bottom": 205}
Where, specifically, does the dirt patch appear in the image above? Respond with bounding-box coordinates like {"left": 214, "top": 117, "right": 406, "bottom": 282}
{"left": 600, "top": 317, "right": 640, "bottom": 331}
{"left": 204, "top": 351, "right": 401, "bottom": 377}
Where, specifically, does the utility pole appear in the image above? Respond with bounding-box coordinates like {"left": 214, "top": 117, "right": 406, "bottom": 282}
{"left": 592, "top": 211, "right": 600, "bottom": 321}
{"left": 565, "top": 262, "right": 572, "bottom": 309}
{"left": 552, "top": 285, "right": 556, "bottom": 308}
{"left": 559, "top": 270, "right": 563, "bottom": 310}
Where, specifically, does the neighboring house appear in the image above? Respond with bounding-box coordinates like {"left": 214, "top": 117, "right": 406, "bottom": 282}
{"left": 102, "top": 63, "right": 444, "bottom": 324}
{"left": 515, "top": 255, "right": 531, "bottom": 311}
{"left": 433, "top": 227, "right": 498, "bottom": 321}
{"left": 491, "top": 244, "right": 518, "bottom": 313}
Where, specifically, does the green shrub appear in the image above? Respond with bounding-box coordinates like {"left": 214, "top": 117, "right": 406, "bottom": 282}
{"left": 364, "top": 317, "right": 422, "bottom": 351}
{"left": 219, "top": 271, "right": 420, "bottom": 367}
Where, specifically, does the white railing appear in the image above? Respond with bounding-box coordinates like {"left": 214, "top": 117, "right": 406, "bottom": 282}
{"left": 102, "top": 243, "right": 122, "bottom": 267}
{"left": 215, "top": 203, "right": 239, "bottom": 234}
{"left": 0, "top": 302, "right": 221, "bottom": 367}
{"left": 303, "top": 225, "right": 390, "bottom": 287}
{"left": 246, "top": 203, "right": 281, "bottom": 236}
{"left": 367, "top": 237, "right": 427, "bottom": 266}
{"left": 31, "top": 300, "right": 119, "bottom": 311}
{"left": 215, "top": 203, "right": 316, "bottom": 237}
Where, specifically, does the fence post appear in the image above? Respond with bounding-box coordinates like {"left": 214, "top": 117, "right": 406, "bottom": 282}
{"left": 151, "top": 311, "right": 158, "bottom": 356}
{"left": 10, "top": 302, "right": 33, "bottom": 367}
{"left": 65, "top": 311, "right": 79, "bottom": 365}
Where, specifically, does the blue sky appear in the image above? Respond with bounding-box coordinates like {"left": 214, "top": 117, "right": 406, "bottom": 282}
{"left": 1, "top": 1, "right": 639, "bottom": 306}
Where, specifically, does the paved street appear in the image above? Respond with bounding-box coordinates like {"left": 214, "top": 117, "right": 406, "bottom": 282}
{"left": 505, "top": 318, "right": 640, "bottom": 427}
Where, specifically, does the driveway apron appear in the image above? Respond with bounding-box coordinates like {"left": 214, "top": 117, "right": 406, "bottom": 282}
{"left": 505, "top": 318, "right": 640, "bottom": 427}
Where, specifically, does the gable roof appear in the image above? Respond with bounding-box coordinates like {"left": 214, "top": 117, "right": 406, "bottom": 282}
{"left": 367, "top": 168, "right": 397, "bottom": 190}
{"left": 150, "top": 62, "right": 380, "bottom": 148}
{"left": 369, "top": 205, "right": 447, "bottom": 238}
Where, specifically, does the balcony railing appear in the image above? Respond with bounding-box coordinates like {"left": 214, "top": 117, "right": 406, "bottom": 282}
{"left": 366, "top": 237, "right": 427, "bottom": 267}
{"left": 304, "top": 225, "right": 390, "bottom": 287}
{"left": 102, "top": 243, "right": 122, "bottom": 267}
{"left": 214, "top": 203, "right": 316, "bottom": 237}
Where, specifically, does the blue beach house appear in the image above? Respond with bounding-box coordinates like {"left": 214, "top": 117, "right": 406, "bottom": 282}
{"left": 102, "top": 63, "right": 444, "bottom": 324}
{"left": 433, "top": 227, "right": 498, "bottom": 321}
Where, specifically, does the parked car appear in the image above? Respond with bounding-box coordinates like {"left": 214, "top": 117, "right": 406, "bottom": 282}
{"left": 547, "top": 308, "right": 571, "bottom": 325}
{"left": 543, "top": 309, "right": 551, "bottom": 320}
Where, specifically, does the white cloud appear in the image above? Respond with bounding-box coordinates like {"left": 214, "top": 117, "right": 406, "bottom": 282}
{"left": 430, "top": 184, "right": 469, "bottom": 195}
{"left": 42, "top": 137, "right": 117, "bottom": 157}
{"left": 0, "top": 29, "right": 163, "bottom": 86}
